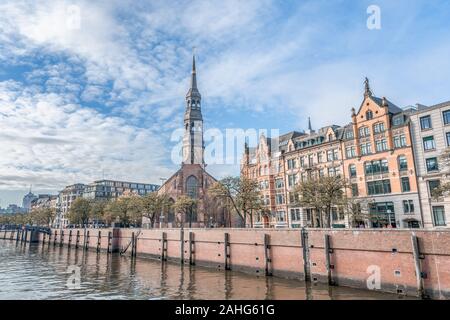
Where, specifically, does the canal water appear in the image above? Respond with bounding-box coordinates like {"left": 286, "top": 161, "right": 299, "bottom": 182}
{"left": 0, "top": 241, "right": 410, "bottom": 300}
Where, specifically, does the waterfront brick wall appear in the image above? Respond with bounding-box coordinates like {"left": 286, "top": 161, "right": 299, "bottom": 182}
{"left": 4, "top": 227, "right": 448, "bottom": 299}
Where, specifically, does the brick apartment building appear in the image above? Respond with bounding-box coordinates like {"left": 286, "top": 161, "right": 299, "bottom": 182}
{"left": 241, "top": 79, "right": 428, "bottom": 229}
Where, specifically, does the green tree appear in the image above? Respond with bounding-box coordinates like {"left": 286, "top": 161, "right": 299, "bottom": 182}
{"left": 173, "top": 195, "right": 197, "bottom": 228}
{"left": 141, "top": 193, "right": 171, "bottom": 228}
{"left": 105, "top": 195, "right": 143, "bottom": 227}
{"left": 68, "top": 198, "right": 92, "bottom": 226}
{"left": 30, "top": 207, "right": 55, "bottom": 226}
{"left": 89, "top": 200, "right": 108, "bottom": 225}
{"left": 208, "top": 176, "right": 262, "bottom": 227}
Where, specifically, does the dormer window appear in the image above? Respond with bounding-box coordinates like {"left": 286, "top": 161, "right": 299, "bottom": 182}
{"left": 328, "top": 134, "right": 333, "bottom": 141}
{"left": 366, "top": 110, "right": 373, "bottom": 120}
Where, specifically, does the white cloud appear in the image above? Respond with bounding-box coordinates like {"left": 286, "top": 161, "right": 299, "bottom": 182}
{"left": 0, "top": 0, "right": 449, "bottom": 198}
{"left": 0, "top": 80, "right": 174, "bottom": 191}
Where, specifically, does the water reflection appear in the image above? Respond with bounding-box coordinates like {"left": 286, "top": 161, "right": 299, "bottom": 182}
{"left": 0, "top": 241, "right": 409, "bottom": 300}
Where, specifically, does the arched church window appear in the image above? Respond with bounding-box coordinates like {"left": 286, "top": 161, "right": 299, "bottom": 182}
{"left": 186, "top": 175, "right": 198, "bottom": 199}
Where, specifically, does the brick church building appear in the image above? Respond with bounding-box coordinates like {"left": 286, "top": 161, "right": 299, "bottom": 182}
{"left": 155, "top": 56, "right": 228, "bottom": 228}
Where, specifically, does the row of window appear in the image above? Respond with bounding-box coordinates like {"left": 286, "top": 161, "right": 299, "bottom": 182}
{"left": 420, "top": 132, "right": 450, "bottom": 152}
{"left": 350, "top": 176, "right": 411, "bottom": 197}
{"left": 261, "top": 203, "right": 446, "bottom": 227}
{"left": 287, "top": 149, "right": 340, "bottom": 170}
{"left": 348, "top": 156, "right": 409, "bottom": 178}
{"left": 358, "top": 122, "right": 386, "bottom": 138}
{"left": 420, "top": 110, "right": 450, "bottom": 131}
{"left": 345, "top": 134, "right": 407, "bottom": 158}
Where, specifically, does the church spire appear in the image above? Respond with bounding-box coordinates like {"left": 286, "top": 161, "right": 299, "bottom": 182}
{"left": 191, "top": 55, "right": 197, "bottom": 89}
{"left": 186, "top": 54, "right": 201, "bottom": 100}
{"left": 183, "top": 54, "right": 204, "bottom": 166}
{"left": 364, "top": 77, "right": 372, "bottom": 97}
{"left": 308, "top": 117, "right": 312, "bottom": 131}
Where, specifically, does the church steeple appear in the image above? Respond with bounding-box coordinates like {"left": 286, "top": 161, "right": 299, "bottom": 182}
{"left": 186, "top": 55, "right": 201, "bottom": 102}
{"left": 183, "top": 55, "right": 204, "bottom": 165}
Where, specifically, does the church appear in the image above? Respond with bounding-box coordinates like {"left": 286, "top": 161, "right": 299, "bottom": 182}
{"left": 155, "top": 56, "right": 228, "bottom": 228}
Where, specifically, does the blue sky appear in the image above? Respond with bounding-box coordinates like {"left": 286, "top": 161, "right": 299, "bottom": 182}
{"left": 1, "top": 0, "right": 450, "bottom": 206}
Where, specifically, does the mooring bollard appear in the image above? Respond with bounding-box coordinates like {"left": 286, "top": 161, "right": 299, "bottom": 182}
{"left": 264, "top": 234, "right": 272, "bottom": 276}
{"left": 97, "top": 231, "right": 101, "bottom": 252}
{"left": 189, "top": 231, "right": 195, "bottom": 265}
{"left": 224, "top": 232, "right": 231, "bottom": 270}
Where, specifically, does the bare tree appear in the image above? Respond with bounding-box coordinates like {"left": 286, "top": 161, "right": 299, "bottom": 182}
{"left": 208, "top": 176, "right": 262, "bottom": 228}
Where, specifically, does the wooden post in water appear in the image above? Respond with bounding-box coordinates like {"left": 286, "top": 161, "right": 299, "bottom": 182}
{"left": 180, "top": 229, "right": 185, "bottom": 264}
{"left": 189, "top": 231, "right": 195, "bottom": 265}
{"left": 130, "top": 232, "right": 135, "bottom": 257}
{"left": 53, "top": 230, "right": 58, "bottom": 247}
{"left": 16, "top": 229, "right": 20, "bottom": 243}
{"left": 97, "top": 231, "right": 101, "bottom": 253}
{"left": 85, "top": 230, "right": 90, "bottom": 250}
{"left": 301, "top": 228, "right": 311, "bottom": 281}
{"left": 60, "top": 230, "right": 64, "bottom": 247}
{"left": 3, "top": 229, "right": 6, "bottom": 240}
{"left": 48, "top": 231, "right": 52, "bottom": 248}
{"left": 161, "top": 232, "right": 167, "bottom": 261}
{"left": 411, "top": 234, "right": 424, "bottom": 298}
{"left": 263, "top": 234, "right": 272, "bottom": 276}
{"left": 42, "top": 233, "right": 46, "bottom": 248}
{"left": 10, "top": 229, "right": 14, "bottom": 240}
{"left": 68, "top": 230, "right": 73, "bottom": 247}
{"left": 76, "top": 230, "right": 80, "bottom": 249}
{"left": 107, "top": 231, "right": 112, "bottom": 254}
{"left": 134, "top": 232, "right": 138, "bottom": 258}
{"left": 324, "top": 234, "right": 333, "bottom": 285}
{"left": 224, "top": 232, "right": 231, "bottom": 270}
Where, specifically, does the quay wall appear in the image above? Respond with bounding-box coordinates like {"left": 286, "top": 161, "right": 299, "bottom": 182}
{"left": 1, "top": 227, "right": 449, "bottom": 299}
